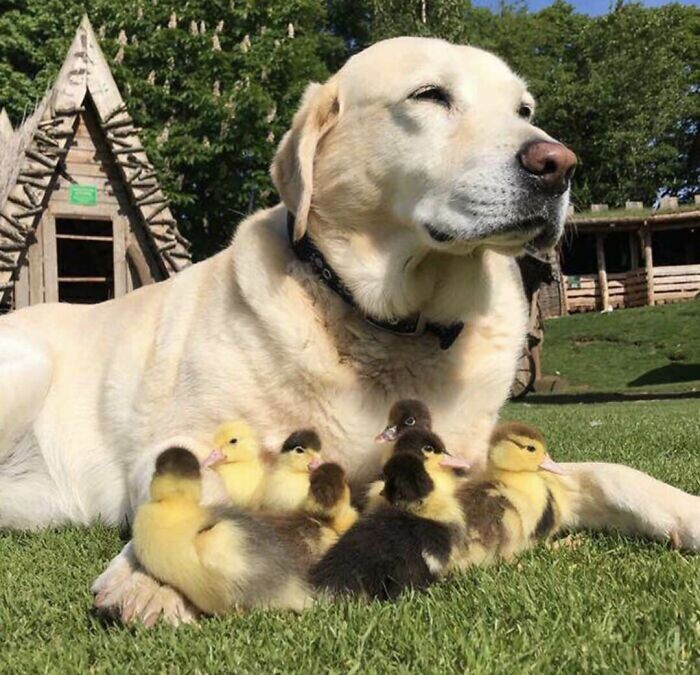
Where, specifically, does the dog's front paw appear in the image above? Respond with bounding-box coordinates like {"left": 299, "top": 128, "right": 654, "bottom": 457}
{"left": 92, "top": 542, "right": 199, "bottom": 627}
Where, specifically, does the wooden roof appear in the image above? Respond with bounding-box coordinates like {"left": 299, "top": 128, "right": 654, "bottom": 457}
{"left": 567, "top": 209, "right": 700, "bottom": 233}
{"left": 0, "top": 16, "right": 191, "bottom": 296}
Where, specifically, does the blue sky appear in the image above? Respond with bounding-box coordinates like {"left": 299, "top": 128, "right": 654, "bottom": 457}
{"left": 472, "top": 0, "right": 699, "bottom": 15}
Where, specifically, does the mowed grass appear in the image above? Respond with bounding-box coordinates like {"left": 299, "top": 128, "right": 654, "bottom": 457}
{"left": 541, "top": 300, "right": 700, "bottom": 393}
{"left": 2, "top": 400, "right": 699, "bottom": 673}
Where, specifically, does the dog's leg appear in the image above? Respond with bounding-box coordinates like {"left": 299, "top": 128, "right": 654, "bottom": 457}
{"left": 92, "top": 540, "right": 199, "bottom": 627}
{"left": 561, "top": 462, "right": 700, "bottom": 550}
{"left": 0, "top": 327, "right": 52, "bottom": 459}
{"left": 92, "top": 435, "right": 215, "bottom": 627}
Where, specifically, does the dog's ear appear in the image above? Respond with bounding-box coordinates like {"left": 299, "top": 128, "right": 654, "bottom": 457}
{"left": 270, "top": 79, "right": 340, "bottom": 241}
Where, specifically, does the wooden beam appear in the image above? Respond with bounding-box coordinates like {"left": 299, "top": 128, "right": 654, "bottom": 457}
{"left": 126, "top": 238, "right": 155, "bottom": 286}
{"left": 641, "top": 224, "right": 655, "bottom": 306}
{"left": 42, "top": 211, "right": 58, "bottom": 303}
{"left": 595, "top": 233, "right": 609, "bottom": 310}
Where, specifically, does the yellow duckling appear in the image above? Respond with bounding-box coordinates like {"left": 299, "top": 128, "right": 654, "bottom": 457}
{"left": 258, "top": 429, "right": 323, "bottom": 512}
{"left": 132, "top": 447, "right": 312, "bottom": 617}
{"left": 202, "top": 420, "right": 266, "bottom": 509}
{"left": 455, "top": 422, "right": 567, "bottom": 566}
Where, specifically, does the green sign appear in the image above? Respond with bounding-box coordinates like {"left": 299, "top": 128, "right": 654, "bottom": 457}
{"left": 69, "top": 184, "right": 98, "bottom": 206}
{"left": 568, "top": 275, "right": 582, "bottom": 289}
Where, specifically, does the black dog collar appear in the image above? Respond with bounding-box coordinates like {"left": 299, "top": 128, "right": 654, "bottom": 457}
{"left": 286, "top": 211, "right": 464, "bottom": 350}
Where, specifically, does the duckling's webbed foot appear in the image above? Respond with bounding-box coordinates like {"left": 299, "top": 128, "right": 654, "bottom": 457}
{"left": 91, "top": 541, "right": 199, "bottom": 627}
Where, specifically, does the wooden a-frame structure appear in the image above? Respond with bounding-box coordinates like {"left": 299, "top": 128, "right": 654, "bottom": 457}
{"left": 0, "top": 15, "right": 191, "bottom": 310}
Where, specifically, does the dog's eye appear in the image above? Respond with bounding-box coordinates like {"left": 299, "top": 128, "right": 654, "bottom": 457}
{"left": 405, "top": 417, "right": 416, "bottom": 426}
{"left": 517, "top": 104, "right": 533, "bottom": 120}
{"left": 410, "top": 85, "right": 451, "bottom": 107}
{"left": 229, "top": 438, "right": 238, "bottom": 445}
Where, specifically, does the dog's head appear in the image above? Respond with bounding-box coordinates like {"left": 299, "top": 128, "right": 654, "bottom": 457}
{"left": 272, "top": 37, "right": 575, "bottom": 257}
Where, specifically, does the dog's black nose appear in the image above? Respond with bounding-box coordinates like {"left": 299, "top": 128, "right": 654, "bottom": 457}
{"left": 517, "top": 141, "right": 577, "bottom": 196}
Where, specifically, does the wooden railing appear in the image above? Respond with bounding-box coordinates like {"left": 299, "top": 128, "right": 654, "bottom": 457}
{"left": 564, "top": 264, "right": 700, "bottom": 312}
{"left": 653, "top": 264, "right": 700, "bottom": 304}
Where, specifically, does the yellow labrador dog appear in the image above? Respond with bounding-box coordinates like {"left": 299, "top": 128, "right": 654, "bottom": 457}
{"left": 1, "top": 38, "right": 698, "bottom": 625}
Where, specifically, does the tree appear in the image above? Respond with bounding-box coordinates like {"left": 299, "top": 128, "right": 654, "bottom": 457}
{"left": 1, "top": 1, "right": 697, "bottom": 259}
{"left": 0, "top": 0, "right": 341, "bottom": 258}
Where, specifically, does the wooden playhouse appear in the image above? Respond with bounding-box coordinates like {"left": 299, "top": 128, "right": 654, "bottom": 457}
{"left": 0, "top": 16, "right": 191, "bottom": 312}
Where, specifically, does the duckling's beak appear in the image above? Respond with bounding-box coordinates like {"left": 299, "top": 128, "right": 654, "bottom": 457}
{"left": 376, "top": 425, "right": 398, "bottom": 443}
{"left": 538, "top": 456, "right": 566, "bottom": 475}
{"left": 202, "top": 449, "right": 225, "bottom": 468}
{"left": 308, "top": 456, "right": 324, "bottom": 471}
{"left": 439, "top": 456, "right": 472, "bottom": 471}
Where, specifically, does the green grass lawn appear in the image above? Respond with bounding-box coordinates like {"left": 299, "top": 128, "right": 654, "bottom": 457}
{"left": 2, "top": 399, "right": 699, "bottom": 673}
{"left": 541, "top": 301, "right": 700, "bottom": 394}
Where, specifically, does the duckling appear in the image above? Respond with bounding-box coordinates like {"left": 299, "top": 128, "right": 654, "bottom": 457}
{"left": 132, "top": 447, "right": 312, "bottom": 616}
{"left": 304, "top": 462, "right": 359, "bottom": 535}
{"left": 259, "top": 462, "right": 358, "bottom": 566}
{"left": 310, "top": 450, "right": 464, "bottom": 601}
{"left": 257, "top": 429, "right": 323, "bottom": 512}
{"left": 202, "top": 420, "right": 266, "bottom": 509}
{"left": 454, "top": 421, "right": 567, "bottom": 567}
{"left": 364, "top": 428, "right": 470, "bottom": 512}
{"left": 375, "top": 399, "right": 432, "bottom": 444}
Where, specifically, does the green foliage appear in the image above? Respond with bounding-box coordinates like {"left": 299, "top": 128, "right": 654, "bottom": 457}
{"left": 0, "top": 1, "right": 698, "bottom": 258}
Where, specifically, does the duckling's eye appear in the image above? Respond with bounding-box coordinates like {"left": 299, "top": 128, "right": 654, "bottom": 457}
{"left": 294, "top": 446, "right": 305, "bottom": 454}
{"left": 527, "top": 445, "right": 536, "bottom": 453}
{"left": 423, "top": 445, "right": 434, "bottom": 454}
{"left": 405, "top": 417, "right": 416, "bottom": 427}
{"left": 229, "top": 438, "right": 238, "bottom": 445}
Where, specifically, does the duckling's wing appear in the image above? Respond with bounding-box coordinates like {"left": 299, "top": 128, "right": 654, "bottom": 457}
{"left": 194, "top": 508, "right": 250, "bottom": 576}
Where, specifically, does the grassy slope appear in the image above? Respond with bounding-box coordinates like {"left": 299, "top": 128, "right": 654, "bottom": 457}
{"left": 2, "top": 400, "right": 699, "bottom": 674}
{"left": 541, "top": 301, "right": 700, "bottom": 393}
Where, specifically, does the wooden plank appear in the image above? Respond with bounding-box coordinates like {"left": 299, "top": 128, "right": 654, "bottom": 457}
{"left": 28, "top": 222, "right": 44, "bottom": 303}
{"left": 15, "top": 256, "right": 30, "bottom": 308}
{"left": 58, "top": 276, "right": 108, "bottom": 282}
{"left": 113, "top": 215, "right": 127, "bottom": 297}
{"left": 49, "top": 201, "right": 117, "bottom": 218}
{"left": 641, "top": 225, "right": 654, "bottom": 306}
{"left": 56, "top": 233, "right": 113, "bottom": 242}
{"left": 653, "top": 264, "right": 700, "bottom": 276}
{"left": 42, "top": 211, "right": 58, "bottom": 302}
{"left": 50, "top": 189, "right": 119, "bottom": 206}
{"left": 64, "top": 147, "right": 115, "bottom": 164}
{"left": 654, "top": 282, "right": 700, "bottom": 292}
{"left": 64, "top": 162, "right": 110, "bottom": 178}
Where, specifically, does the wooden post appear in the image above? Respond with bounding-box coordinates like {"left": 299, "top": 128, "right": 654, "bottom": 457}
{"left": 595, "top": 233, "right": 608, "bottom": 310}
{"left": 641, "top": 224, "right": 654, "bottom": 306}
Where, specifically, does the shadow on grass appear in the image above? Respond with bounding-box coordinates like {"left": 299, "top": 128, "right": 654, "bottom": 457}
{"left": 628, "top": 363, "right": 700, "bottom": 387}
{"left": 519, "top": 390, "right": 700, "bottom": 405}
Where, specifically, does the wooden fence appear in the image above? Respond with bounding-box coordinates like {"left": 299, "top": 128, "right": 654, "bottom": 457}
{"left": 563, "top": 264, "right": 700, "bottom": 313}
